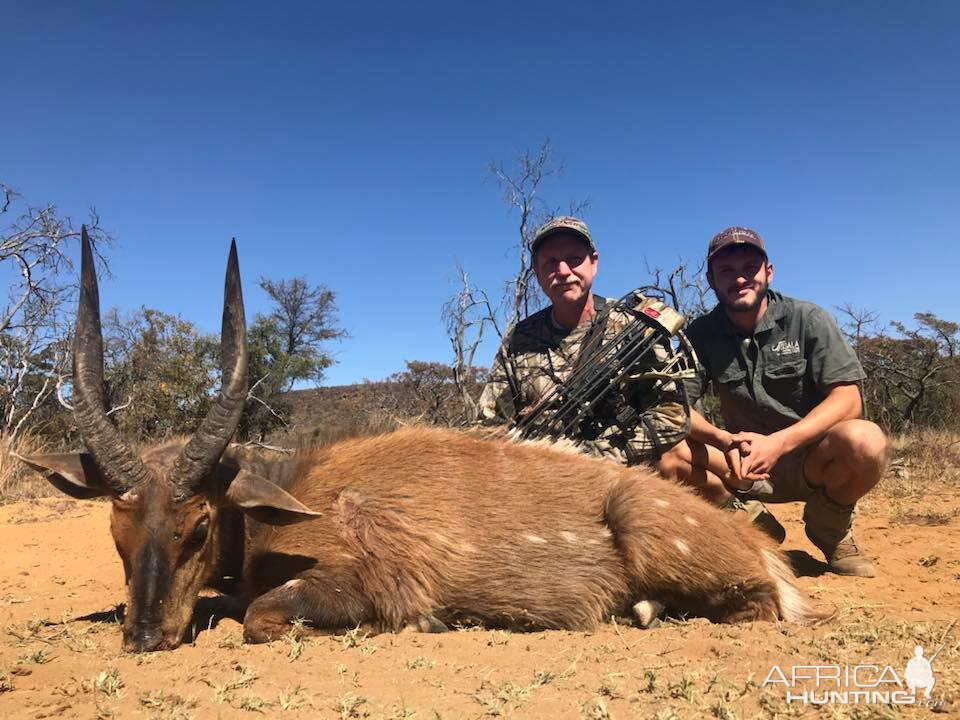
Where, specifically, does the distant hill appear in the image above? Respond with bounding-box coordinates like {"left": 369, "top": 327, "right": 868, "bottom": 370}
{"left": 264, "top": 363, "right": 485, "bottom": 448}
{"left": 269, "top": 382, "right": 403, "bottom": 446}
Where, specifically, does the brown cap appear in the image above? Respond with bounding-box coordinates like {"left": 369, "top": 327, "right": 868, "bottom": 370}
{"left": 529, "top": 216, "right": 596, "bottom": 257}
{"left": 707, "top": 226, "right": 767, "bottom": 264}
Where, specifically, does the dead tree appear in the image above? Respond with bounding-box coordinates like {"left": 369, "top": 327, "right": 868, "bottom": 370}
{"left": 0, "top": 182, "right": 110, "bottom": 445}
{"left": 634, "top": 258, "right": 712, "bottom": 320}
{"left": 441, "top": 267, "right": 498, "bottom": 424}
{"left": 489, "top": 140, "right": 591, "bottom": 326}
{"left": 443, "top": 140, "right": 589, "bottom": 421}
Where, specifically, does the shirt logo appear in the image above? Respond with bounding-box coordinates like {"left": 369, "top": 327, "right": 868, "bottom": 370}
{"left": 771, "top": 339, "right": 801, "bottom": 355}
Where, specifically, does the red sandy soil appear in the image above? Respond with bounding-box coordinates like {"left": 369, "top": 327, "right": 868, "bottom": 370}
{"left": 0, "top": 480, "right": 957, "bottom": 719}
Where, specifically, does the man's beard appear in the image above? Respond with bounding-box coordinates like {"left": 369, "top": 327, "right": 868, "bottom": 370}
{"left": 717, "top": 280, "right": 769, "bottom": 313}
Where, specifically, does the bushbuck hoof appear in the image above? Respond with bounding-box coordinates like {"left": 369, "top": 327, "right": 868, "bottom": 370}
{"left": 632, "top": 599, "right": 665, "bottom": 629}
{"left": 401, "top": 613, "right": 449, "bottom": 633}
{"left": 243, "top": 607, "right": 293, "bottom": 644}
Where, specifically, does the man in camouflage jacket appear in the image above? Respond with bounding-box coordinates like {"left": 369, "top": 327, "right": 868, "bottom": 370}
{"left": 658, "top": 226, "right": 888, "bottom": 577}
{"left": 478, "top": 216, "right": 690, "bottom": 466}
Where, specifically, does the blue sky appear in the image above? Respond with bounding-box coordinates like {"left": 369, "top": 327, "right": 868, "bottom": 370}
{"left": 2, "top": 1, "right": 957, "bottom": 386}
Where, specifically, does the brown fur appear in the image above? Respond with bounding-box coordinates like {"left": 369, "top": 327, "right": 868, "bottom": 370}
{"left": 239, "top": 426, "right": 819, "bottom": 640}
{"left": 23, "top": 425, "right": 821, "bottom": 649}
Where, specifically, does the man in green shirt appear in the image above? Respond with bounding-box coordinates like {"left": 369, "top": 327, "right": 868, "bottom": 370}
{"left": 659, "top": 227, "right": 887, "bottom": 577}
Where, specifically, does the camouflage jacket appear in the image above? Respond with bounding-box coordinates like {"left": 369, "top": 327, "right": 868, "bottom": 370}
{"left": 478, "top": 294, "right": 691, "bottom": 464}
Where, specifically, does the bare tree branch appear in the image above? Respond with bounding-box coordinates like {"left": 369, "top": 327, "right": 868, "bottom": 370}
{"left": 439, "top": 140, "right": 589, "bottom": 424}
{"left": 248, "top": 392, "right": 290, "bottom": 428}
{"left": 106, "top": 396, "right": 132, "bottom": 416}
{"left": 634, "top": 258, "right": 711, "bottom": 320}
{"left": 1, "top": 181, "right": 113, "bottom": 443}
{"left": 442, "top": 267, "right": 498, "bottom": 424}
{"left": 239, "top": 440, "right": 295, "bottom": 455}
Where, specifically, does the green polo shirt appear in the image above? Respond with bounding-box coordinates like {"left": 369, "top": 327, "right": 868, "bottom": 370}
{"left": 683, "top": 291, "right": 865, "bottom": 434}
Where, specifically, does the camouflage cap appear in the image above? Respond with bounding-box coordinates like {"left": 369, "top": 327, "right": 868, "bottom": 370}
{"left": 529, "top": 216, "right": 596, "bottom": 257}
{"left": 707, "top": 226, "right": 767, "bottom": 264}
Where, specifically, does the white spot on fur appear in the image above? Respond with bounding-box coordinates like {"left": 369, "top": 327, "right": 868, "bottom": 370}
{"left": 654, "top": 498, "right": 670, "bottom": 508}
{"left": 673, "top": 539, "right": 691, "bottom": 555}
{"left": 524, "top": 534, "right": 547, "bottom": 544}
{"left": 284, "top": 579, "right": 303, "bottom": 588}
{"left": 586, "top": 528, "right": 612, "bottom": 545}
{"left": 560, "top": 531, "right": 579, "bottom": 544}
{"left": 685, "top": 515, "right": 699, "bottom": 527}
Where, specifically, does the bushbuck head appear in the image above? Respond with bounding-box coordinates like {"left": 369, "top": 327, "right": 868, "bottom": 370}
{"left": 16, "top": 229, "right": 318, "bottom": 651}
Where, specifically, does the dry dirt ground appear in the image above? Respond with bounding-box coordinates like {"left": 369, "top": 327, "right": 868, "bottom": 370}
{"left": 0, "top": 470, "right": 958, "bottom": 719}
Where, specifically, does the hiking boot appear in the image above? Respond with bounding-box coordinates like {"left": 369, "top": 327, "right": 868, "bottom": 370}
{"left": 802, "top": 488, "right": 875, "bottom": 577}
{"left": 723, "top": 496, "right": 787, "bottom": 544}
{"left": 807, "top": 530, "right": 876, "bottom": 577}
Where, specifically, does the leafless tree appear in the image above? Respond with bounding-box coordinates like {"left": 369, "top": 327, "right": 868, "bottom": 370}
{"left": 836, "top": 302, "right": 881, "bottom": 377}
{"left": 0, "top": 182, "right": 110, "bottom": 445}
{"left": 489, "top": 139, "right": 590, "bottom": 327}
{"left": 635, "top": 258, "right": 712, "bottom": 320}
{"left": 441, "top": 267, "right": 498, "bottom": 424}
{"left": 441, "top": 140, "right": 589, "bottom": 420}
{"left": 837, "top": 303, "right": 880, "bottom": 345}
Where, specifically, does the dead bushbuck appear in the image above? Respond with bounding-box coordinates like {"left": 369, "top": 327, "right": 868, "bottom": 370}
{"left": 15, "top": 230, "right": 820, "bottom": 651}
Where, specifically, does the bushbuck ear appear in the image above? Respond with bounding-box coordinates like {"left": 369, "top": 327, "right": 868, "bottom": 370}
{"left": 225, "top": 471, "right": 322, "bottom": 525}
{"left": 11, "top": 452, "right": 115, "bottom": 499}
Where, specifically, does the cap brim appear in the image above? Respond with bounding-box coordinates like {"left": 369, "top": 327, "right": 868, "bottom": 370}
{"left": 530, "top": 229, "right": 596, "bottom": 255}
{"left": 707, "top": 242, "right": 767, "bottom": 263}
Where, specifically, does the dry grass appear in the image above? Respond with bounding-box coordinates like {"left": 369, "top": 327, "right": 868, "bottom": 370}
{"left": 883, "top": 429, "right": 960, "bottom": 494}
{"left": 138, "top": 689, "right": 196, "bottom": 720}
{"left": 0, "top": 430, "right": 58, "bottom": 504}
{"left": 859, "top": 429, "right": 960, "bottom": 526}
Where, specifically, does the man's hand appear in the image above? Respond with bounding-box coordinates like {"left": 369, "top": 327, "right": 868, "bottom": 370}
{"left": 715, "top": 431, "right": 769, "bottom": 490}
{"left": 688, "top": 409, "right": 771, "bottom": 489}
{"left": 721, "top": 444, "right": 750, "bottom": 490}
{"left": 732, "top": 431, "right": 786, "bottom": 477}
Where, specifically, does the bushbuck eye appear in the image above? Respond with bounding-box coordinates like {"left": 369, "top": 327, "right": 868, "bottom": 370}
{"left": 187, "top": 519, "right": 210, "bottom": 547}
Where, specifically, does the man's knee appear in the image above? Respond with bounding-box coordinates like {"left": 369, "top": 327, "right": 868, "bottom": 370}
{"left": 657, "top": 440, "right": 696, "bottom": 479}
{"left": 831, "top": 420, "right": 889, "bottom": 466}
{"left": 656, "top": 443, "right": 684, "bottom": 479}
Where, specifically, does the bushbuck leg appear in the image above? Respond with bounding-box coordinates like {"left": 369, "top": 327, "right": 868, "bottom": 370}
{"left": 243, "top": 575, "right": 448, "bottom": 642}
{"left": 243, "top": 576, "right": 377, "bottom": 643}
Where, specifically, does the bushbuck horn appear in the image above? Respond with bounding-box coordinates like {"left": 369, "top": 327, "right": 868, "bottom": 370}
{"left": 168, "top": 239, "right": 248, "bottom": 498}
{"left": 71, "top": 226, "right": 151, "bottom": 494}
